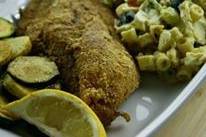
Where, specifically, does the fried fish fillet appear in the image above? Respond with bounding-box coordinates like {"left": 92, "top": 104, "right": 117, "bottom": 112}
{"left": 17, "top": 0, "right": 140, "bottom": 126}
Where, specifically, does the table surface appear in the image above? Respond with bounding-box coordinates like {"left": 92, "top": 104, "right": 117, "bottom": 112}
{"left": 155, "top": 81, "right": 206, "bottom": 137}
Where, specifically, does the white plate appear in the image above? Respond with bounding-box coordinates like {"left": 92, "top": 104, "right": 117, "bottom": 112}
{"left": 1, "top": 1, "right": 206, "bottom": 137}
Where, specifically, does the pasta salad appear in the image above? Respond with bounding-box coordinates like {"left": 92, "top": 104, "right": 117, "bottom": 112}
{"left": 107, "top": 0, "right": 206, "bottom": 82}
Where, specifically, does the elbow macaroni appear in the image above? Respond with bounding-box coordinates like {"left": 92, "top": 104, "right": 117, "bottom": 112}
{"left": 115, "top": 0, "right": 206, "bottom": 81}
{"left": 158, "top": 30, "right": 173, "bottom": 51}
{"left": 121, "top": 28, "right": 138, "bottom": 44}
{"left": 194, "top": 0, "right": 206, "bottom": 11}
{"left": 190, "top": 4, "right": 204, "bottom": 22}
{"left": 177, "top": 37, "right": 194, "bottom": 56}
{"left": 136, "top": 55, "right": 156, "bottom": 71}
{"left": 166, "top": 48, "right": 179, "bottom": 67}
{"left": 155, "top": 52, "right": 171, "bottom": 71}
{"left": 137, "top": 33, "right": 154, "bottom": 48}
{"left": 116, "top": 3, "right": 138, "bottom": 17}
{"left": 170, "top": 27, "right": 183, "bottom": 41}
{"left": 149, "top": 25, "right": 164, "bottom": 40}
{"left": 176, "top": 65, "right": 193, "bottom": 81}
{"left": 184, "top": 52, "right": 206, "bottom": 66}
{"left": 160, "top": 7, "right": 180, "bottom": 26}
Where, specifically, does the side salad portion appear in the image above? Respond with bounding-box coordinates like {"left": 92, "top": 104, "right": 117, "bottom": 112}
{"left": 106, "top": 0, "right": 206, "bottom": 82}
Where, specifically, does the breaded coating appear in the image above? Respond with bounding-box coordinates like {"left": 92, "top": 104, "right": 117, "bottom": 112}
{"left": 17, "top": 0, "right": 140, "bottom": 126}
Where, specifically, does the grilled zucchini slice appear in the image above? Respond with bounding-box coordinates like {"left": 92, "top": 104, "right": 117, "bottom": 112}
{"left": 0, "top": 18, "right": 15, "bottom": 39}
{"left": 3, "top": 36, "right": 32, "bottom": 59}
{"left": 0, "top": 95, "right": 8, "bottom": 107}
{"left": 7, "top": 56, "right": 59, "bottom": 84}
{"left": 0, "top": 42, "right": 12, "bottom": 66}
{"left": 3, "top": 75, "right": 35, "bottom": 98}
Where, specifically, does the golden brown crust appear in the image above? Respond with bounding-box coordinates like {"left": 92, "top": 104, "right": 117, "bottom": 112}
{"left": 17, "top": 0, "right": 140, "bottom": 126}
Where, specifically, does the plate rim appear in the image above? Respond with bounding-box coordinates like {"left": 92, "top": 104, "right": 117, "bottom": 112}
{"left": 135, "top": 64, "right": 206, "bottom": 137}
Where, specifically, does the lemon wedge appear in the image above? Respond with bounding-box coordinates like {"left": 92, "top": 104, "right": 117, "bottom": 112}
{"left": 3, "top": 89, "right": 107, "bottom": 137}
{"left": 0, "top": 110, "right": 14, "bottom": 120}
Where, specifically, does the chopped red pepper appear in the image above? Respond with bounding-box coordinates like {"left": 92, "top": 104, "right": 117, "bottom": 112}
{"left": 128, "top": 0, "right": 139, "bottom": 6}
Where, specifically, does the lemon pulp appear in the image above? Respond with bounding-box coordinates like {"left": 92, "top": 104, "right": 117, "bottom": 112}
{"left": 4, "top": 89, "right": 106, "bottom": 137}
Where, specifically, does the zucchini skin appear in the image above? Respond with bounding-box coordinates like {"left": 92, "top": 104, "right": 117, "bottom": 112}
{"left": 0, "top": 66, "right": 8, "bottom": 105}
{"left": 0, "top": 66, "right": 6, "bottom": 77}
{"left": 8, "top": 74, "right": 60, "bottom": 89}
{"left": 0, "top": 18, "right": 15, "bottom": 39}
{"left": 3, "top": 74, "right": 35, "bottom": 98}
